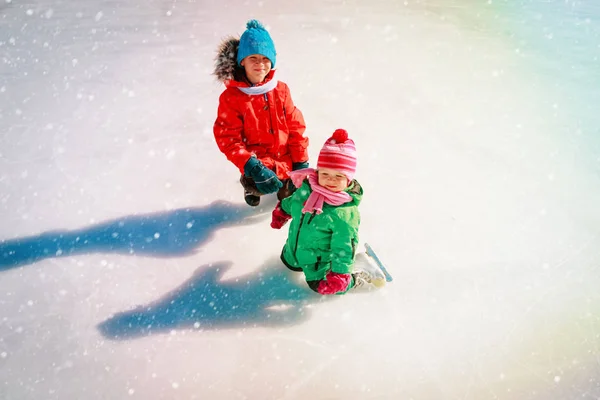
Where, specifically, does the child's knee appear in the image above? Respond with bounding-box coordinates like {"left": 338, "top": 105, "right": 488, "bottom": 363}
{"left": 280, "top": 249, "right": 302, "bottom": 272}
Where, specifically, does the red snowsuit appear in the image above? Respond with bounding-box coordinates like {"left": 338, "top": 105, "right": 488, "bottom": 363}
{"left": 213, "top": 70, "right": 309, "bottom": 180}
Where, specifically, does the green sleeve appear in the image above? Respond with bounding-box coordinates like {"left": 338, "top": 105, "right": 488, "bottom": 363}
{"left": 281, "top": 192, "right": 293, "bottom": 215}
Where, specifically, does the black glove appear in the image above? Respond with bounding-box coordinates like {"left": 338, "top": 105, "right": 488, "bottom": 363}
{"left": 292, "top": 161, "right": 309, "bottom": 171}
{"left": 244, "top": 156, "right": 283, "bottom": 194}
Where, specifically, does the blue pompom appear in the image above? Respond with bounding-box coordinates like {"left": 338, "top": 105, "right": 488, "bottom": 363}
{"left": 246, "top": 19, "right": 265, "bottom": 30}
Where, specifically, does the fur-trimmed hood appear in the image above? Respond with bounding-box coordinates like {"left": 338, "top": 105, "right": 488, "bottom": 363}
{"left": 213, "top": 36, "right": 240, "bottom": 83}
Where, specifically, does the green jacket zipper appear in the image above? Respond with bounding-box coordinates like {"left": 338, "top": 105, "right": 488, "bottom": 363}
{"left": 292, "top": 213, "right": 307, "bottom": 263}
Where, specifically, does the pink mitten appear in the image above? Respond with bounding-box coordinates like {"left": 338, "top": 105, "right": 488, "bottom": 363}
{"left": 271, "top": 201, "right": 291, "bottom": 229}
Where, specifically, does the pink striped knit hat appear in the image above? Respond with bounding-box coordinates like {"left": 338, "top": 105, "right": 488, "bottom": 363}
{"left": 317, "top": 129, "right": 357, "bottom": 181}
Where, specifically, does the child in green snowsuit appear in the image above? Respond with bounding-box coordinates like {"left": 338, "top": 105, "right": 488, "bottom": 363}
{"left": 271, "top": 129, "right": 385, "bottom": 294}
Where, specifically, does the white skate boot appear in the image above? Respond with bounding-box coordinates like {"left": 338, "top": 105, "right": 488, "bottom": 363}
{"left": 352, "top": 252, "right": 386, "bottom": 289}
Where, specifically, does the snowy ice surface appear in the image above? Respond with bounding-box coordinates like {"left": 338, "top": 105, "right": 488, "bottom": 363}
{"left": 1, "top": 0, "right": 600, "bottom": 399}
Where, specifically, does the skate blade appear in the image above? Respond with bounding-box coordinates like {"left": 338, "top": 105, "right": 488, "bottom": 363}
{"left": 364, "top": 243, "right": 393, "bottom": 283}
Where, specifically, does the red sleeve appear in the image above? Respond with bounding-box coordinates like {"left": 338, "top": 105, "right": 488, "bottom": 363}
{"left": 316, "top": 271, "right": 352, "bottom": 295}
{"left": 282, "top": 84, "right": 309, "bottom": 164}
{"left": 213, "top": 90, "right": 252, "bottom": 173}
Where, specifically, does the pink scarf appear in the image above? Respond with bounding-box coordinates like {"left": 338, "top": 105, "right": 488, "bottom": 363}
{"left": 288, "top": 168, "right": 352, "bottom": 214}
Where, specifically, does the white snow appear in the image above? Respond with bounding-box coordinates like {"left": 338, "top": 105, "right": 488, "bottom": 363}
{"left": 1, "top": 0, "right": 600, "bottom": 399}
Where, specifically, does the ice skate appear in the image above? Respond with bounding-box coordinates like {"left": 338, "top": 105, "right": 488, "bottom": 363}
{"left": 364, "top": 243, "right": 393, "bottom": 282}
{"left": 244, "top": 190, "right": 260, "bottom": 207}
{"left": 240, "top": 175, "right": 261, "bottom": 207}
{"left": 352, "top": 252, "right": 386, "bottom": 289}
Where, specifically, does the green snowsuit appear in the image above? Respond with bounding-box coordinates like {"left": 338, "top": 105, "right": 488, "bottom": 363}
{"left": 280, "top": 179, "right": 363, "bottom": 292}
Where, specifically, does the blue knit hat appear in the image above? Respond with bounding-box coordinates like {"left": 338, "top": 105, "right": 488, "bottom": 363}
{"left": 236, "top": 20, "right": 276, "bottom": 68}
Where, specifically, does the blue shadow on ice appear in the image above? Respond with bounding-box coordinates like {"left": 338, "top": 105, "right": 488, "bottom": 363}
{"left": 97, "top": 260, "right": 319, "bottom": 339}
{"left": 0, "top": 200, "right": 269, "bottom": 271}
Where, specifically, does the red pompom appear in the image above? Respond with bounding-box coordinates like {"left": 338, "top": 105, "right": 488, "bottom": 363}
{"left": 330, "top": 129, "right": 348, "bottom": 143}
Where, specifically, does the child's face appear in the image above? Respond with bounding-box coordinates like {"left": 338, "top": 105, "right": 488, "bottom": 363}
{"left": 240, "top": 54, "right": 272, "bottom": 84}
{"left": 317, "top": 168, "right": 349, "bottom": 192}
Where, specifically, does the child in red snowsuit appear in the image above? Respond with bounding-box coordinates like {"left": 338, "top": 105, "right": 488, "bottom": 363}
{"left": 213, "top": 20, "right": 309, "bottom": 206}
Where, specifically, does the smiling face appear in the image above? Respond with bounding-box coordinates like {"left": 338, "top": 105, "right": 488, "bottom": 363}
{"left": 317, "top": 168, "right": 349, "bottom": 192}
{"left": 240, "top": 54, "right": 272, "bottom": 84}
